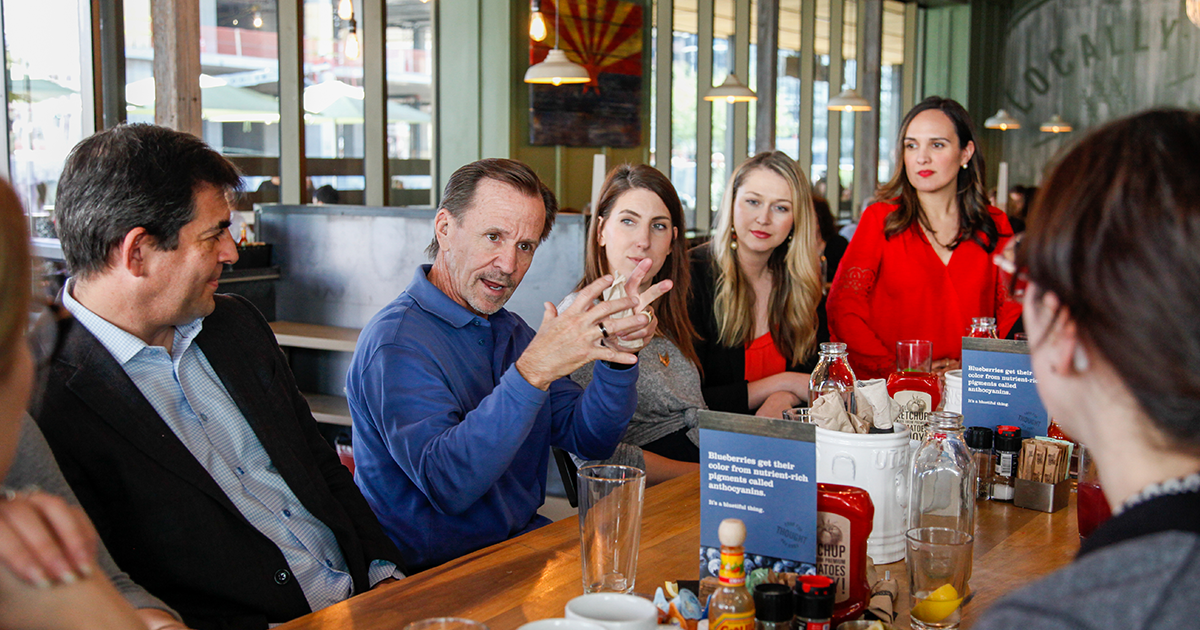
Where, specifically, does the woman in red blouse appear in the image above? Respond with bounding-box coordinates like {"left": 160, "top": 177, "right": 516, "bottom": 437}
{"left": 827, "top": 97, "right": 1021, "bottom": 379}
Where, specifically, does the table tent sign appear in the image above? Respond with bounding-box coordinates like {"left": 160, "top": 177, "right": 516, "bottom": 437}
{"left": 698, "top": 410, "right": 818, "bottom": 579}
{"left": 961, "top": 337, "right": 1049, "bottom": 437}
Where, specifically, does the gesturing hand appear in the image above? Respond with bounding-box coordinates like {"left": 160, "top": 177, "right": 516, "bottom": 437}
{"left": 516, "top": 260, "right": 673, "bottom": 390}
{"left": 601, "top": 258, "right": 672, "bottom": 354}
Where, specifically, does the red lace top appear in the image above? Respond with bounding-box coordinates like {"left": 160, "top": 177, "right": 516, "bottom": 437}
{"left": 744, "top": 332, "right": 787, "bottom": 383}
{"left": 827, "top": 202, "right": 1021, "bottom": 379}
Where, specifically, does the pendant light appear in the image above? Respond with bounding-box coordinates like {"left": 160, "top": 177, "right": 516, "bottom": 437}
{"left": 1039, "top": 114, "right": 1073, "bottom": 133}
{"left": 524, "top": 1, "right": 589, "bottom": 86}
{"left": 344, "top": 18, "right": 360, "bottom": 60}
{"left": 984, "top": 109, "right": 1021, "bottom": 130}
{"left": 703, "top": 73, "right": 757, "bottom": 103}
{"left": 337, "top": 0, "right": 353, "bottom": 21}
{"left": 827, "top": 88, "right": 871, "bottom": 112}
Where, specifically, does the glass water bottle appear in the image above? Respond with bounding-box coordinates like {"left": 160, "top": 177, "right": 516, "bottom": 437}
{"left": 967, "top": 317, "right": 998, "bottom": 338}
{"left": 810, "top": 342, "right": 857, "bottom": 414}
{"left": 908, "top": 411, "right": 977, "bottom": 535}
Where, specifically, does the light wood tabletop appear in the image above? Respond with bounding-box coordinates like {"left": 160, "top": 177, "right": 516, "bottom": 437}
{"left": 276, "top": 473, "right": 1079, "bottom": 630}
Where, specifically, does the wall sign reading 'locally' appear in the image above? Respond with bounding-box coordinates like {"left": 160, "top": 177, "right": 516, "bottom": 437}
{"left": 961, "top": 337, "right": 1049, "bottom": 437}
{"left": 698, "top": 410, "right": 817, "bottom": 579}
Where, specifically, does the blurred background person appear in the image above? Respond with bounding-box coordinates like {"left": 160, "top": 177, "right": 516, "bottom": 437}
{"left": 975, "top": 109, "right": 1200, "bottom": 629}
{"left": 690, "top": 151, "right": 827, "bottom": 418}
{"left": 564, "top": 164, "right": 701, "bottom": 485}
{"left": 827, "top": 96, "right": 1020, "bottom": 379}
{"left": 0, "top": 177, "right": 146, "bottom": 630}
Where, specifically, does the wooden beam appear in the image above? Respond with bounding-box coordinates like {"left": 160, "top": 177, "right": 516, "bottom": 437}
{"left": 278, "top": 0, "right": 306, "bottom": 205}
{"left": 654, "top": 0, "right": 673, "bottom": 176}
{"left": 151, "top": 0, "right": 202, "bottom": 136}
{"left": 853, "top": 0, "right": 882, "bottom": 219}
{"left": 363, "top": 0, "right": 387, "bottom": 206}
{"left": 755, "top": 0, "right": 779, "bottom": 153}
{"left": 732, "top": 0, "right": 750, "bottom": 162}
{"left": 798, "top": 0, "right": 816, "bottom": 176}
{"left": 696, "top": 0, "right": 714, "bottom": 233}
{"left": 827, "top": 0, "right": 844, "bottom": 216}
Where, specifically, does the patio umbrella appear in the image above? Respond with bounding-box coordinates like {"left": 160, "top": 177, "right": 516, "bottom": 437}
{"left": 303, "top": 79, "right": 430, "bottom": 125}
{"left": 8, "top": 77, "right": 76, "bottom": 102}
{"left": 126, "top": 74, "right": 281, "bottom": 124}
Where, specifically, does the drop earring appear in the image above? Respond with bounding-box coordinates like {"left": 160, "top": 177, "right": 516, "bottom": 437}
{"left": 1073, "top": 346, "right": 1089, "bottom": 372}
{"left": 730, "top": 230, "right": 739, "bottom": 250}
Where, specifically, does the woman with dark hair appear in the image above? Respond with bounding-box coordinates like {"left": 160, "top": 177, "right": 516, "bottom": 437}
{"left": 0, "top": 180, "right": 144, "bottom": 629}
{"left": 827, "top": 96, "right": 1020, "bottom": 379}
{"left": 975, "top": 110, "right": 1200, "bottom": 628}
{"left": 691, "top": 151, "right": 828, "bottom": 418}
{"left": 812, "top": 196, "right": 848, "bottom": 284}
{"left": 564, "top": 164, "right": 701, "bottom": 483}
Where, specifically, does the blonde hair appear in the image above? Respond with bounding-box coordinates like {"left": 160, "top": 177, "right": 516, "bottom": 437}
{"left": 0, "top": 179, "right": 31, "bottom": 376}
{"left": 708, "top": 152, "right": 822, "bottom": 367}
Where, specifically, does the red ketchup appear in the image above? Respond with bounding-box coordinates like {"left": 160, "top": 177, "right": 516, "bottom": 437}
{"left": 816, "top": 484, "right": 874, "bottom": 627}
{"left": 887, "top": 340, "right": 941, "bottom": 441}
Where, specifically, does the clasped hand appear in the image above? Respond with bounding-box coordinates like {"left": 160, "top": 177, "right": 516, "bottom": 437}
{"left": 517, "top": 258, "right": 672, "bottom": 390}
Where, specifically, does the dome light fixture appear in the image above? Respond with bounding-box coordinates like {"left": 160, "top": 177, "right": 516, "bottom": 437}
{"left": 984, "top": 109, "right": 1021, "bottom": 131}
{"left": 827, "top": 88, "right": 871, "bottom": 112}
{"left": 524, "top": 2, "right": 589, "bottom": 86}
{"left": 1039, "top": 114, "right": 1073, "bottom": 133}
{"left": 703, "top": 73, "right": 757, "bottom": 103}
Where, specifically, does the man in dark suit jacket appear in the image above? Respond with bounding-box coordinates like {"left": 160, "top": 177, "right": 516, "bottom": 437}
{"left": 34, "top": 124, "right": 406, "bottom": 630}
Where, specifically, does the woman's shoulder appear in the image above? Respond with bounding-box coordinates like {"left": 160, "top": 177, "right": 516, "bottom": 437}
{"left": 985, "top": 205, "right": 1014, "bottom": 235}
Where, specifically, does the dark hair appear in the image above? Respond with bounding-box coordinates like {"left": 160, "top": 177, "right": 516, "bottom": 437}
{"left": 0, "top": 179, "right": 30, "bottom": 376}
{"left": 1019, "top": 109, "right": 1200, "bottom": 454}
{"left": 55, "top": 124, "right": 242, "bottom": 278}
{"left": 426, "top": 158, "right": 558, "bottom": 258}
{"left": 812, "top": 196, "right": 837, "bottom": 244}
{"left": 876, "top": 96, "right": 1001, "bottom": 252}
{"left": 313, "top": 184, "right": 339, "bottom": 204}
{"left": 576, "top": 164, "right": 699, "bottom": 369}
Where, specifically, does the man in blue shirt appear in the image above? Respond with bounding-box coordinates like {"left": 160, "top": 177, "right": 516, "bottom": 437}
{"left": 347, "top": 158, "right": 670, "bottom": 571}
{"left": 35, "top": 124, "right": 406, "bottom": 630}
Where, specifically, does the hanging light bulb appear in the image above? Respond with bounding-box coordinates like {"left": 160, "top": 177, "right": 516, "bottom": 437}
{"left": 345, "top": 18, "right": 360, "bottom": 60}
{"left": 530, "top": 1, "right": 548, "bottom": 42}
{"left": 252, "top": 7, "right": 263, "bottom": 28}
{"left": 337, "top": 0, "right": 354, "bottom": 21}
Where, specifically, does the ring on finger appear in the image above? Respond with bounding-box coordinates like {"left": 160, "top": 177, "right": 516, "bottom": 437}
{"left": 598, "top": 322, "right": 609, "bottom": 339}
{"left": 643, "top": 308, "right": 654, "bottom": 323}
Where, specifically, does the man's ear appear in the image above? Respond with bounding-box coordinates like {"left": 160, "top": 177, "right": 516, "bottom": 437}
{"left": 433, "top": 208, "right": 454, "bottom": 253}
{"left": 118, "top": 227, "right": 152, "bottom": 278}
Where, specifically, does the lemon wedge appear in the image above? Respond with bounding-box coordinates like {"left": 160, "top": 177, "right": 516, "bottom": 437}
{"left": 911, "top": 584, "right": 963, "bottom": 623}
{"left": 665, "top": 581, "right": 679, "bottom": 599}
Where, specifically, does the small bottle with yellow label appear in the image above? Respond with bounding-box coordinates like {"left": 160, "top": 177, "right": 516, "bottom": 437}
{"left": 708, "top": 519, "right": 755, "bottom": 630}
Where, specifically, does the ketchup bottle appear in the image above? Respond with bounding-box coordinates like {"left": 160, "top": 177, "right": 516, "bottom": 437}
{"left": 815, "top": 484, "right": 873, "bottom": 627}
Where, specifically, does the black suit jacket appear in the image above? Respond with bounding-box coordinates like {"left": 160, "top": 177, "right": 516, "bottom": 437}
{"left": 688, "top": 247, "right": 829, "bottom": 414}
{"left": 36, "top": 294, "right": 405, "bottom": 630}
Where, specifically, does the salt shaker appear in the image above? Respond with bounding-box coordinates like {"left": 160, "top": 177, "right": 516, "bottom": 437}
{"left": 963, "top": 426, "right": 994, "bottom": 501}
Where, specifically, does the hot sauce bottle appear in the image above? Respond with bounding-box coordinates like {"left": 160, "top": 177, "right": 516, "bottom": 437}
{"left": 709, "top": 519, "right": 755, "bottom": 630}
{"left": 815, "top": 484, "right": 873, "bottom": 627}
{"left": 886, "top": 340, "right": 941, "bottom": 442}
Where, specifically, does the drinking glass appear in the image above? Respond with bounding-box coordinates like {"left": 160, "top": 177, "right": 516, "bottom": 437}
{"left": 1075, "top": 444, "right": 1112, "bottom": 540}
{"left": 896, "top": 340, "right": 933, "bottom": 372}
{"left": 578, "top": 465, "right": 645, "bottom": 594}
{"left": 782, "top": 407, "right": 813, "bottom": 423}
{"left": 905, "top": 527, "right": 972, "bottom": 630}
{"left": 403, "top": 619, "right": 489, "bottom": 630}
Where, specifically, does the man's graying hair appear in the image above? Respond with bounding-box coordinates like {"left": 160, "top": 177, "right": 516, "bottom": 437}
{"left": 426, "top": 158, "right": 558, "bottom": 258}
{"left": 55, "top": 124, "right": 242, "bottom": 278}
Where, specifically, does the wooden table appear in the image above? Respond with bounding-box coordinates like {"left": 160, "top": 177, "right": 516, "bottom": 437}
{"left": 277, "top": 474, "right": 1079, "bottom": 630}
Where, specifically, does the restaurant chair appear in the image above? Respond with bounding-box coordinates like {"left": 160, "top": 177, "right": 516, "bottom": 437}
{"left": 552, "top": 447, "right": 579, "bottom": 508}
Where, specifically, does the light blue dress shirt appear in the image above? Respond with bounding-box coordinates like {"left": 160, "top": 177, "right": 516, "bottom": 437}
{"left": 63, "top": 285, "right": 399, "bottom": 613}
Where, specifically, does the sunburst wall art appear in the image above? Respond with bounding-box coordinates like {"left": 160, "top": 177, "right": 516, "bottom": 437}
{"left": 529, "top": 0, "right": 644, "bottom": 147}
